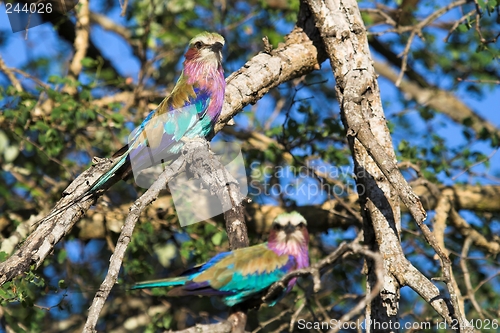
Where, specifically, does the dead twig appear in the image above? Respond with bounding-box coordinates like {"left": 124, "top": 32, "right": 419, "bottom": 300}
{"left": 0, "top": 56, "right": 22, "bottom": 92}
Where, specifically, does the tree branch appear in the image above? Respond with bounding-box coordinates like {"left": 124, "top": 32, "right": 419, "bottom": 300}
{"left": 65, "top": 0, "right": 90, "bottom": 94}
{"left": 81, "top": 155, "right": 185, "bottom": 332}
{"left": 83, "top": 139, "right": 249, "bottom": 332}
{"left": 303, "top": 0, "right": 473, "bottom": 330}
{"left": 394, "top": 0, "right": 467, "bottom": 86}
{"left": 0, "top": 156, "right": 117, "bottom": 286}
{"left": 0, "top": 55, "right": 22, "bottom": 92}
{"left": 215, "top": 26, "right": 323, "bottom": 133}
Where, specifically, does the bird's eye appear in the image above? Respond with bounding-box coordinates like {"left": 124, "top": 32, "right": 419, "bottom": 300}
{"left": 194, "top": 41, "right": 203, "bottom": 49}
{"left": 273, "top": 224, "right": 282, "bottom": 231}
{"left": 297, "top": 222, "right": 305, "bottom": 228}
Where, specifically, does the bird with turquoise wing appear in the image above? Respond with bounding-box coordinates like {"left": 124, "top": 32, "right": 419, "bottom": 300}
{"left": 131, "top": 212, "right": 310, "bottom": 307}
{"left": 87, "top": 31, "right": 226, "bottom": 194}
{"left": 30, "top": 32, "right": 225, "bottom": 227}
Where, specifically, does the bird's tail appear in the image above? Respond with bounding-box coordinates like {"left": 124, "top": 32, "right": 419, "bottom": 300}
{"left": 31, "top": 147, "right": 132, "bottom": 228}
{"left": 87, "top": 152, "right": 130, "bottom": 194}
{"left": 131, "top": 276, "right": 189, "bottom": 290}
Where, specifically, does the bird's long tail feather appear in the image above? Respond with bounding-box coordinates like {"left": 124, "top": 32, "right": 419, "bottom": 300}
{"left": 31, "top": 148, "right": 131, "bottom": 227}
{"left": 131, "top": 276, "right": 188, "bottom": 290}
{"left": 87, "top": 153, "right": 129, "bottom": 194}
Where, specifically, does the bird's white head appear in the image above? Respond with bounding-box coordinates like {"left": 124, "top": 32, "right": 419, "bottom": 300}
{"left": 268, "top": 211, "right": 309, "bottom": 251}
{"left": 268, "top": 211, "right": 309, "bottom": 270}
{"left": 185, "top": 32, "right": 225, "bottom": 68}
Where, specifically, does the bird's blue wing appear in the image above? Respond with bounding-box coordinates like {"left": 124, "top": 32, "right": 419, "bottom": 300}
{"left": 186, "top": 244, "right": 297, "bottom": 305}
{"left": 126, "top": 86, "right": 212, "bottom": 172}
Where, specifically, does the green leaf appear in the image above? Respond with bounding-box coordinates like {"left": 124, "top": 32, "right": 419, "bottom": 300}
{"left": 111, "top": 113, "right": 124, "bottom": 123}
{"left": 81, "top": 57, "right": 97, "bottom": 67}
{"left": 211, "top": 232, "right": 223, "bottom": 246}
{"left": 57, "top": 249, "right": 67, "bottom": 264}
{"left": 398, "top": 140, "right": 408, "bottom": 151}
{"left": 58, "top": 279, "right": 67, "bottom": 289}
{"left": 458, "top": 24, "right": 469, "bottom": 33}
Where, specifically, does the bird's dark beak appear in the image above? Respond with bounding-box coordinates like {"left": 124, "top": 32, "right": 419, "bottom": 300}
{"left": 211, "top": 42, "right": 223, "bottom": 52}
{"left": 284, "top": 223, "right": 295, "bottom": 235}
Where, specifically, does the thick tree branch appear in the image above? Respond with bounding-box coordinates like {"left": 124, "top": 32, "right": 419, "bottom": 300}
{"left": 215, "top": 26, "right": 323, "bottom": 133}
{"left": 0, "top": 156, "right": 118, "bottom": 286}
{"left": 304, "top": 0, "right": 473, "bottom": 330}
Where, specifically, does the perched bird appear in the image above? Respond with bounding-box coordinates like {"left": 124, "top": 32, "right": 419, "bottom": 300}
{"left": 132, "top": 212, "right": 309, "bottom": 307}
{"left": 88, "top": 31, "right": 226, "bottom": 194}
{"left": 31, "top": 32, "right": 225, "bottom": 229}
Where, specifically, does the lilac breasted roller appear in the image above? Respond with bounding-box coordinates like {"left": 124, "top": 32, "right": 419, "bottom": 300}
{"left": 131, "top": 212, "right": 310, "bottom": 307}
{"left": 87, "top": 32, "right": 226, "bottom": 194}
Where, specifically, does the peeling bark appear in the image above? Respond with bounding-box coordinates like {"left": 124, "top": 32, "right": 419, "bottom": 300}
{"left": 304, "top": 0, "right": 473, "bottom": 331}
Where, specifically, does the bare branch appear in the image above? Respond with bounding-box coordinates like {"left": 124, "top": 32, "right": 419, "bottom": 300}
{"left": 83, "top": 139, "right": 249, "bottom": 332}
{"left": 67, "top": 0, "right": 90, "bottom": 86}
{"left": 431, "top": 189, "right": 466, "bottom": 321}
{"left": 82, "top": 156, "right": 185, "bottom": 332}
{"left": 460, "top": 237, "right": 486, "bottom": 320}
{"left": 120, "top": 0, "right": 129, "bottom": 17}
{"left": 0, "top": 56, "right": 22, "bottom": 92}
{"left": 444, "top": 9, "right": 476, "bottom": 42}
{"left": 9, "top": 67, "right": 51, "bottom": 90}
{"left": 89, "top": 12, "right": 133, "bottom": 43}
{"left": 452, "top": 148, "right": 499, "bottom": 180}
{"left": 449, "top": 208, "right": 500, "bottom": 255}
